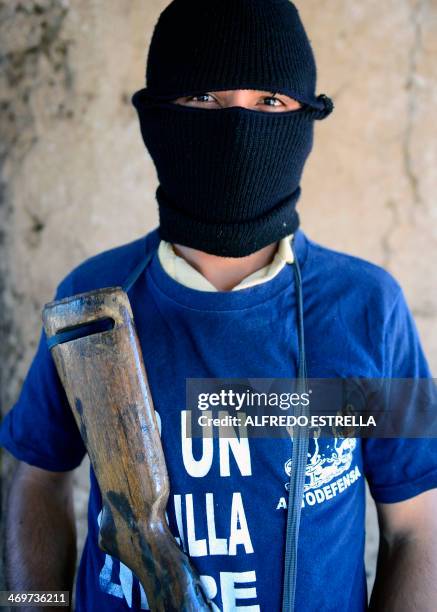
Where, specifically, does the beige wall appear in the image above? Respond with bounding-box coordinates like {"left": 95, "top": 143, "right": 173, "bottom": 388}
{"left": 300, "top": 0, "right": 437, "bottom": 371}
{"left": 1, "top": 0, "right": 436, "bottom": 595}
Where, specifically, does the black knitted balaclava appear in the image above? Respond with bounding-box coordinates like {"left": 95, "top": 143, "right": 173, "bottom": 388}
{"left": 132, "top": 0, "right": 333, "bottom": 257}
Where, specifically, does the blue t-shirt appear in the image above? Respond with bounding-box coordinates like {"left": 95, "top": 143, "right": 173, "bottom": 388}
{"left": 1, "top": 228, "right": 437, "bottom": 612}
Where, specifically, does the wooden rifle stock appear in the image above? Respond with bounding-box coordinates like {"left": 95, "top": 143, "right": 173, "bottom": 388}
{"left": 43, "top": 287, "right": 212, "bottom": 611}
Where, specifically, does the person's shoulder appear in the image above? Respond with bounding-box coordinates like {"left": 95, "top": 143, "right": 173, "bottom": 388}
{"left": 303, "top": 232, "right": 403, "bottom": 308}
{"left": 55, "top": 227, "right": 160, "bottom": 298}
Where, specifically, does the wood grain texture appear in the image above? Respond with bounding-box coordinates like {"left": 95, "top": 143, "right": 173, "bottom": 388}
{"left": 43, "top": 287, "right": 212, "bottom": 611}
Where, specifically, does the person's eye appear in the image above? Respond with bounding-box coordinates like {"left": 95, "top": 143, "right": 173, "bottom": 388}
{"left": 261, "top": 96, "right": 284, "bottom": 107}
{"left": 188, "top": 94, "right": 216, "bottom": 104}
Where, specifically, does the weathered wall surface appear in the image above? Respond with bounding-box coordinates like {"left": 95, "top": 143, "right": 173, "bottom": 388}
{"left": 1, "top": 0, "right": 436, "bottom": 600}
{"left": 300, "top": 0, "right": 437, "bottom": 366}
{"left": 0, "top": 0, "right": 163, "bottom": 593}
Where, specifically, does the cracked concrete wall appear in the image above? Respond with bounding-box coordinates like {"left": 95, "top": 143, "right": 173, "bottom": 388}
{"left": 0, "top": 0, "right": 436, "bottom": 600}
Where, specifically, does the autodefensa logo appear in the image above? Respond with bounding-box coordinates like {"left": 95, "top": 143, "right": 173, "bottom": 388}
{"left": 277, "top": 437, "right": 361, "bottom": 509}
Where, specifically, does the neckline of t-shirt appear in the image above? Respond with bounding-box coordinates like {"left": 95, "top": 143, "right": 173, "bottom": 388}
{"left": 146, "top": 228, "right": 309, "bottom": 312}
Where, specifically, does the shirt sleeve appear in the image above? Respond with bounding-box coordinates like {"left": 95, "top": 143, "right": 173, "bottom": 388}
{"left": 362, "top": 286, "right": 437, "bottom": 503}
{"left": 0, "top": 275, "right": 86, "bottom": 471}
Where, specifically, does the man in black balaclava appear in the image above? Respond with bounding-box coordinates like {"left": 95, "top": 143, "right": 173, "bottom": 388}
{"left": 3, "top": 2, "right": 437, "bottom": 612}
{"left": 132, "top": 0, "right": 333, "bottom": 257}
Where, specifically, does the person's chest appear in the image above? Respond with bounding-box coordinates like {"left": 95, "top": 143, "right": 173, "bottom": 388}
{"left": 82, "top": 259, "right": 372, "bottom": 611}
{"left": 126, "top": 269, "right": 366, "bottom": 607}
